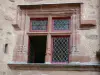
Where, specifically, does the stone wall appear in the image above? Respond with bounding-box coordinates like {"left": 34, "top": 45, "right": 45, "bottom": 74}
{"left": 0, "top": 70, "right": 100, "bottom": 75}
{"left": 0, "top": 0, "right": 100, "bottom": 75}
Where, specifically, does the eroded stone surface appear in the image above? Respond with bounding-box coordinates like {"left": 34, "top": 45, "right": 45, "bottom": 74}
{"left": 0, "top": 0, "right": 99, "bottom": 74}
{"left": 9, "top": 0, "right": 15, "bottom": 2}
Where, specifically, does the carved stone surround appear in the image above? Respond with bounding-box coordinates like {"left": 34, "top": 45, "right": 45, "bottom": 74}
{"left": 12, "top": 3, "right": 97, "bottom": 65}
{"left": 12, "top": 3, "right": 81, "bottom": 63}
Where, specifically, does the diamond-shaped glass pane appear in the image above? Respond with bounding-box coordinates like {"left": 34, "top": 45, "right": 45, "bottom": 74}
{"left": 52, "top": 36, "right": 69, "bottom": 63}
{"left": 32, "top": 19, "right": 48, "bottom": 31}
{"left": 53, "top": 19, "right": 70, "bottom": 30}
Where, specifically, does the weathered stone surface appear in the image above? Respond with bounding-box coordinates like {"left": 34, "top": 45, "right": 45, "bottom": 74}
{"left": 85, "top": 34, "right": 98, "bottom": 40}
{"left": 0, "top": 0, "right": 99, "bottom": 74}
{"left": 9, "top": 0, "right": 15, "bottom": 2}
{"left": 4, "top": 15, "right": 13, "bottom": 21}
{"left": 24, "top": 0, "right": 43, "bottom": 2}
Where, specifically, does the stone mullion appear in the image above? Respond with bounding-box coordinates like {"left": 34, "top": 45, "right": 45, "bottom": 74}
{"left": 45, "top": 16, "right": 52, "bottom": 64}
{"left": 45, "top": 34, "right": 52, "bottom": 64}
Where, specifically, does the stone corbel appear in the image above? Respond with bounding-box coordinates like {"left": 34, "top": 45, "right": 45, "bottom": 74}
{"left": 80, "top": 20, "right": 96, "bottom": 28}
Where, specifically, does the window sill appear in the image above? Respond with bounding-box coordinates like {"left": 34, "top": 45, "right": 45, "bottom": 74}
{"left": 8, "top": 62, "right": 100, "bottom": 71}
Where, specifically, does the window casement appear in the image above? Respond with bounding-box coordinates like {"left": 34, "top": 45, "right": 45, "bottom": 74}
{"left": 51, "top": 36, "right": 70, "bottom": 63}
{"left": 52, "top": 17, "right": 70, "bottom": 31}
{"left": 30, "top": 18, "right": 48, "bottom": 32}
{"left": 28, "top": 17, "right": 71, "bottom": 64}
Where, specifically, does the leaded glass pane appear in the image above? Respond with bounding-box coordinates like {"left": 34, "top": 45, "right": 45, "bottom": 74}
{"left": 53, "top": 19, "right": 70, "bottom": 30}
{"left": 32, "top": 19, "right": 48, "bottom": 31}
{"left": 52, "top": 36, "right": 69, "bottom": 63}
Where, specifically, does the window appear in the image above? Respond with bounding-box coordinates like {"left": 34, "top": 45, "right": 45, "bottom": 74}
{"left": 12, "top": 4, "right": 81, "bottom": 63}
{"left": 30, "top": 18, "right": 48, "bottom": 32}
{"left": 52, "top": 17, "right": 70, "bottom": 31}
{"left": 52, "top": 36, "right": 70, "bottom": 63}
{"left": 28, "top": 17, "right": 71, "bottom": 64}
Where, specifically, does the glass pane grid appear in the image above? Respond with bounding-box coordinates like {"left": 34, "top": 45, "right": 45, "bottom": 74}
{"left": 32, "top": 20, "right": 48, "bottom": 31}
{"left": 53, "top": 19, "right": 70, "bottom": 30}
{"left": 52, "top": 36, "right": 69, "bottom": 63}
